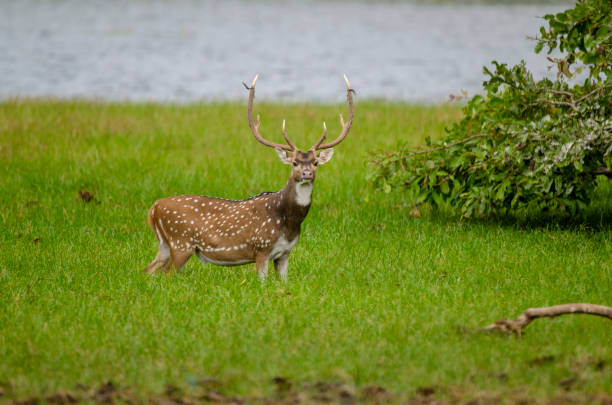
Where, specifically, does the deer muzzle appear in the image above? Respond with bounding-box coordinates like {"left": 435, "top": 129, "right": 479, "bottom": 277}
{"left": 301, "top": 169, "right": 314, "bottom": 181}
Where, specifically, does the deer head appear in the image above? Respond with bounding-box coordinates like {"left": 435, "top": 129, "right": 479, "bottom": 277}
{"left": 242, "top": 74, "right": 354, "bottom": 186}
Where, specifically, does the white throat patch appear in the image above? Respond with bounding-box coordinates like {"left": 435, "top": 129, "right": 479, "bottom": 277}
{"left": 295, "top": 181, "right": 313, "bottom": 206}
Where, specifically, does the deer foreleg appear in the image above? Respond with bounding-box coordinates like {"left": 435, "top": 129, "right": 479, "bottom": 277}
{"left": 274, "top": 254, "right": 290, "bottom": 281}
{"left": 196, "top": 251, "right": 208, "bottom": 266}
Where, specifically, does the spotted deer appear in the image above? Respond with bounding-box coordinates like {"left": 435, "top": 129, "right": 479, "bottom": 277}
{"left": 144, "top": 75, "right": 354, "bottom": 280}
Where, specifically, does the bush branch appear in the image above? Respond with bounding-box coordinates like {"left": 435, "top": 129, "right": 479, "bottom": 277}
{"left": 592, "top": 167, "right": 612, "bottom": 178}
{"left": 410, "top": 133, "right": 488, "bottom": 156}
{"left": 539, "top": 88, "right": 575, "bottom": 98}
{"left": 575, "top": 83, "right": 612, "bottom": 103}
{"left": 537, "top": 98, "right": 578, "bottom": 111}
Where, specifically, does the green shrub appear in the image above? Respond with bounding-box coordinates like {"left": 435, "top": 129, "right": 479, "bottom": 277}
{"left": 369, "top": 0, "right": 611, "bottom": 218}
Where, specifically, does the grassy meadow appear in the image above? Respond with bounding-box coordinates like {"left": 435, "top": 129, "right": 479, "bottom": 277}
{"left": 0, "top": 99, "right": 611, "bottom": 403}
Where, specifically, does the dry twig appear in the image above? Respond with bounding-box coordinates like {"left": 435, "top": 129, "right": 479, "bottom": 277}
{"left": 481, "top": 303, "right": 612, "bottom": 337}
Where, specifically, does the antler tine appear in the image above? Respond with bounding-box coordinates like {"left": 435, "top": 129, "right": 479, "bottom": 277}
{"left": 282, "top": 120, "right": 297, "bottom": 150}
{"left": 245, "top": 75, "right": 294, "bottom": 151}
{"left": 311, "top": 122, "right": 327, "bottom": 150}
{"left": 312, "top": 75, "right": 355, "bottom": 150}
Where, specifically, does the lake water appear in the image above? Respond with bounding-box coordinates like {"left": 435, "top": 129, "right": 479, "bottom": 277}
{"left": 0, "top": 0, "right": 572, "bottom": 102}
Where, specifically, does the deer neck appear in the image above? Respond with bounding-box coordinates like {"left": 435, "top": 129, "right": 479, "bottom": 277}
{"left": 284, "top": 177, "right": 313, "bottom": 207}
{"left": 275, "top": 177, "right": 312, "bottom": 234}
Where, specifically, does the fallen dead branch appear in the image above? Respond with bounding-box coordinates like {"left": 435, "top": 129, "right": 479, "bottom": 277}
{"left": 481, "top": 303, "right": 612, "bottom": 336}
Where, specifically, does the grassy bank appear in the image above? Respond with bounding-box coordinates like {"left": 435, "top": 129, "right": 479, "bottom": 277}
{"left": 0, "top": 100, "right": 610, "bottom": 402}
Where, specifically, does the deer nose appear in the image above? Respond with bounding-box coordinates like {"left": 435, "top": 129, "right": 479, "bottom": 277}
{"left": 302, "top": 169, "right": 313, "bottom": 179}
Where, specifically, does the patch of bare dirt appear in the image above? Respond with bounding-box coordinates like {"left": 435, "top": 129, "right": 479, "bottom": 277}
{"left": 45, "top": 392, "right": 78, "bottom": 404}
{"left": 77, "top": 189, "right": 97, "bottom": 203}
{"left": 5, "top": 380, "right": 612, "bottom": 405}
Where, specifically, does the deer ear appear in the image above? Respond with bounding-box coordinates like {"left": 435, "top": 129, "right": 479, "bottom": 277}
{"left": 275, "top": 147, "right": 293, "bottom": 165}
{"left": 316, "top": 148, "right": 334, "bottom": 165}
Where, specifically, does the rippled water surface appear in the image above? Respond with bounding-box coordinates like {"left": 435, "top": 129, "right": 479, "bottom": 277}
{"left": 1, "top": 0, "right": 571, "bottom": 102}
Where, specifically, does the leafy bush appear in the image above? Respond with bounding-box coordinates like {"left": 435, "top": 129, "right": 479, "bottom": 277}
{"left": 369, "top": 0, "right": 611, "bottom": 218}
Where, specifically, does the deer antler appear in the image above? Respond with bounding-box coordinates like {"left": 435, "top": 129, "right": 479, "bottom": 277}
{"left": 243, "top": 75, "right": 295, "bottom": 151}
{"left": 311, "top": 75, "right": 355, "bottom": 151}
{"left": 311, "top": 122, "right": 327, "bottom": 150}
{"left": 282, "top": 120, "right": 297, "bottom": 150}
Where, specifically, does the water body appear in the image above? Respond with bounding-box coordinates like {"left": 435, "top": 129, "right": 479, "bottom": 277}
{"left": 0, "top": 0, "right": 572, "bottom": 102}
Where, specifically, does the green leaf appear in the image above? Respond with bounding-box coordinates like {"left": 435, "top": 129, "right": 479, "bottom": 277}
{"left": 534, "top": 41, "right": 544, "bottom": 54}
{"left": 429, "top": 172, "right": 437, "bottom": 185}
{"left": 573, "top": 160, "right": 583, "bottom": 172}
{"left": 431, "top": 191, "right": 444, "bottom": 207}
{"left": 595, "top": 26, "right": 609, "bottom": 40}
{"left": 495, "top": 179, "right": 511, "bottom": 201}
{"left": 416, "top": 191, "right": 429, "bottom": 204}
{"left": 440, "top": 180, "right": 450, "bottom": 194}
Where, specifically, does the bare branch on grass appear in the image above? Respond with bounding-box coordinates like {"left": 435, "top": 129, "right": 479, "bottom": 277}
{"left": 481, "top": 303, "right": 612, "bottom": 337}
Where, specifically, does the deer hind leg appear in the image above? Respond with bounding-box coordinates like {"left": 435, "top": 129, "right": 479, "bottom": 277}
{"left": 145, "top": 240, "right": 171, "bottom": 274}
{"left": 170, "top": 246, "right": 195, "bottom": 271}
{"left": 147, "top": 237, "right": 171, "bottom": 274}
{"left": 145, "top": 207, "right": 170, "bottom": 274}
{"left": 274, "top": 253, "right": 290, "bottom": 281}
{"left": 145, "top": 210, "right": 171, "bottom": 274}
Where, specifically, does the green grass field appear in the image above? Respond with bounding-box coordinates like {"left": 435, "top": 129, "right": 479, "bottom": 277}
{"left": 0, "top": 100, "right": 610, "bottom": 403}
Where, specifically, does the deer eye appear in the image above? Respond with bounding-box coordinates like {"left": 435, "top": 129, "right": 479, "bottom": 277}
{"left": 313, "top": 161, "right": 319, "bottom": 166}
{"left": 292, "top": 161, "right": 298, "bottom": 167}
